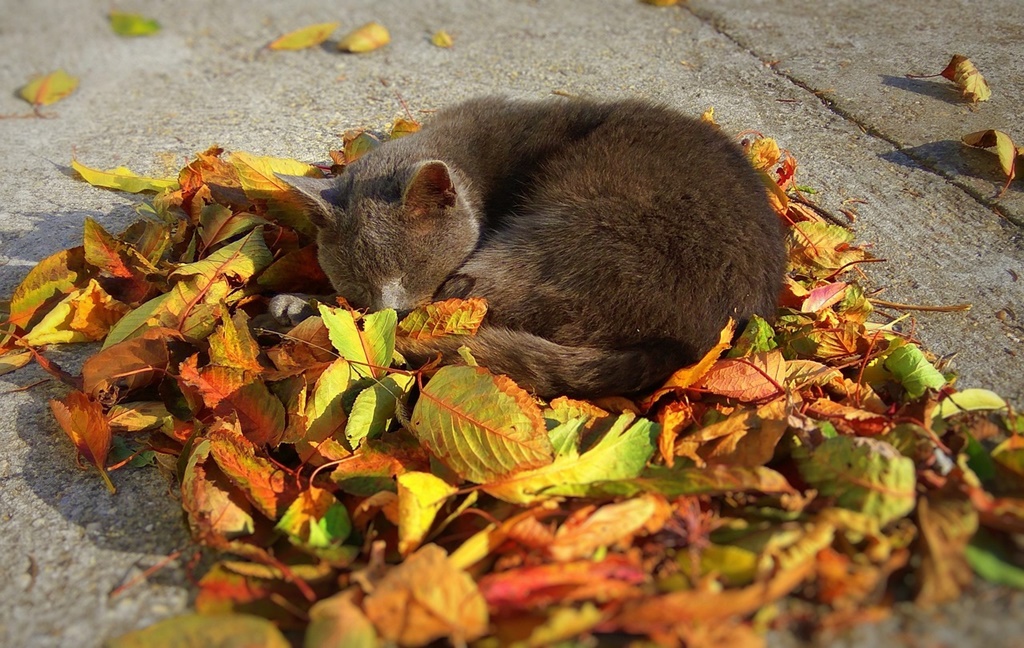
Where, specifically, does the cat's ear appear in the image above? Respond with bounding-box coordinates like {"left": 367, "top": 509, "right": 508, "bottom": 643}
{"left": 276, "top": 174, "right": 338, "bottom": 229}
{"left": 403, "top": 161, "right": 457, "bottom": 217}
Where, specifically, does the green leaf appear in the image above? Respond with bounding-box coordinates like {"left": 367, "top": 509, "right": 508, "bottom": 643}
{"left": 104, "top": 229, "right": 272, "bottom": 347}
{"left": 573, "top": 464, "right": 796, "bottom": 499}
{"left": 319, "top": 305, "right": 397, "bottom": 379}
{"left": 966, "top": 533, "right": 1024, "bottom": 590}
{"left": 727, "top": 314, "right": 777, "bottom": 358}
{"left": 884, "top": 343, "right": 947, "bottom": 399}
{"left": 483, "top": 412, "right": 657, "bottom": 504}
{"left": 302, "top": 358, "right": 353, "bottom": 451}
{"left": 345, "top": 373, "right": 415, "bottom": 447}
{"left": 411, "top": 365, "right": 553, "bottom": 484}
{"left": 936, "top": 388, "right": 1008, "bottom": 418}
{"left": 795, "top": 435, "right": 916, "bottom": 527}
{"left": 109, "top": 11, "right": 161, "bottom": 37}
{"left": 105, "top": 613, "right": 289, "bottom": 648}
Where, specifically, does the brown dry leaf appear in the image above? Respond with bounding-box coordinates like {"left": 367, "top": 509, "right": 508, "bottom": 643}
{"left": 915, "top": 496, "right": 978, "bottom": 605}
{"left": 940, "top": 54, "right": 992, "bottom": 102}
{"left": 362, "top": 544, "right": 489, "bottom": 646}
{"left": 337, "top": 22, "right": 390, "bottom": 53}
{"left": 181, "top": 439, "right": 256, "bottom": 543}
{"left": 50, "top": 391, "right": 115, "bottom": 493}
{"left": 81, "top": 326, "right": 177, "bottom": 401}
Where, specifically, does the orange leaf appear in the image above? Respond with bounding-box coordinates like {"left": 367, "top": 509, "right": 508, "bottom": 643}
{"left": 548, "top": 495, "right": 662, "bottom": 561}
{"left": 644, "top": 319, "right": 735, "bottom": 406}
{"left": 697, "top": 351, "right": 786, "bottom": 402}
{"left": 50, "top": 391, "right": 115, "bottom": 492}
{"left": 206, "top": 418, "right": 300, "bottom": 519}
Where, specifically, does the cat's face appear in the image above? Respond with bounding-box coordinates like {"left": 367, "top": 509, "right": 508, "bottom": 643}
{"left": 283, "top": 158, "right": 479, "bottom": 314}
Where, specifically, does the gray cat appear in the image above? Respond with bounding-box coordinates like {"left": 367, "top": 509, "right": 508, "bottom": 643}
{"left": 278, "top": 96, "right": 786, "bottom": 399}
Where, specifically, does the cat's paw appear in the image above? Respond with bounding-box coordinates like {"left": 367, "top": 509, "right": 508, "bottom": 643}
{"left": 268, "top": 294, "right": 316, "bottom": 327}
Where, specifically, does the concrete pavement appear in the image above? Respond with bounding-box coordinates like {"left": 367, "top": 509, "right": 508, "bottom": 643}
{"left": 1, "top": 1, "right": 1021, "bottom": 645}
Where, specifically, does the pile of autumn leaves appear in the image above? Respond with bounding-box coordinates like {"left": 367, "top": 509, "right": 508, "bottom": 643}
{"left": 2, "top": 121, "right": 1023, "bottom": 647}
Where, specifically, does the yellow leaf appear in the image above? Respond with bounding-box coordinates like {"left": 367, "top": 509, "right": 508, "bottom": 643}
{"left": 109, "top": 11, "right": 161, "bottom": 37}
{"left": 337, "top": 22, "right": 390, "bottom": 53}
{"left": 72, "top": 159, "right": 179, "bottom": 194}
{"left": 19, "top": 69, "right": 78, "bottom": 107}
{"left": 748, "top": 138, "right": 781, "bottom": 171}
{"left": 641, "top": 0, "right": 680, "bottom": 5}
{"left": 431, "top": 30, "right": 454, "bottom": 48}
{"left": 389, "top": 118, "right": 422, "bottom": 139}
{"left": 940, "top": 54, "right": 991, "bottom": 103}
{"left": 268, "top": 22, "right": 340, "bottom": 50}
{"left": 23, "top": 279, "right": 128, "bottom": 346}
{"left": 397, "top": 471, "right": 458, "bottom": 556}
{"left": 962, "top": 129, "right": 1019, "bottom": 196}
{"left": 701, "top": 106, "right": 717, "bottom": 127}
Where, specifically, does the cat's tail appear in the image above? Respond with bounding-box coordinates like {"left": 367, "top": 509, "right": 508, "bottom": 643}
{"left": 396, "top": 327, "right": 691, "bottom": 400}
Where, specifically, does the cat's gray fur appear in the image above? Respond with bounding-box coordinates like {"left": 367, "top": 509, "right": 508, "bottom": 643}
{"left": 280, "top": 96, "right": 786, "bottom": 399}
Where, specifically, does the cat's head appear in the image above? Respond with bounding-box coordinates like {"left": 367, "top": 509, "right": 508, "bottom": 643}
{"left": 280, "top": 157, "right": 479, "bottom": 313}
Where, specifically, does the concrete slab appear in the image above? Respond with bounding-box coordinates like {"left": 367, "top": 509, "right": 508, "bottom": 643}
{"left": 0, "top": 1, "right": 1021, "bottom": 646}
{"left": 686, "top": 0, "right": 1024, "bottom": 224}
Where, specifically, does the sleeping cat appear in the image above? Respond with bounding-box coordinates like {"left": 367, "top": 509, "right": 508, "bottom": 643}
{"left": 278, "top": 96, "right": 786, "bottom": 399}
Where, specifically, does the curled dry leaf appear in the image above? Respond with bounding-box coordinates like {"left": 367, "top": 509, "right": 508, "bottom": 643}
{"left": 337, "top": 22, "right": 390, "bottom": 53}
{"left": 962, "top": 129, "right": 1020, "bottom": 197}
{"left": 940, "top": 54, "right": 991, "bottom": 103}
